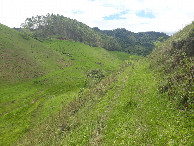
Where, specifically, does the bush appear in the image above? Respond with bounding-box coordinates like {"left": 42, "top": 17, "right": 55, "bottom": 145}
{"left": 87, "top": 69, "right": 105, "bottom": 79}
{"left": 20, "top": 29, "right": 32, "bottom": 40}
{"left": 86, "top": 69, "right": 105, "bottom": 87}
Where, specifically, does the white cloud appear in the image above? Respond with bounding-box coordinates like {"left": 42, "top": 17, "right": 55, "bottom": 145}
{"left": 0, "top": 0, "right": 193, "bottom": 34}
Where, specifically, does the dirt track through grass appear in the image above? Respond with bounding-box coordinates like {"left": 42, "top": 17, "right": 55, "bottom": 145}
{"left": 17, "top": 59, "right": 193, "bottom": 145}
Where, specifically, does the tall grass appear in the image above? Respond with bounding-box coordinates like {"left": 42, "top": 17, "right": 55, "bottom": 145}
{"left": 0, "top": 25, "right": 130, "bottom": 145}
{"left": 17, "top": 58, "right": 193, "bottom": 145}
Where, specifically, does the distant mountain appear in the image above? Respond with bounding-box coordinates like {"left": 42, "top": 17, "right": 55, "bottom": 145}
{"left": 96, "top": 28, "right": 169, "bottom": 56}
{"left": 20, "top": 13, "right": 169, "bottom": 55}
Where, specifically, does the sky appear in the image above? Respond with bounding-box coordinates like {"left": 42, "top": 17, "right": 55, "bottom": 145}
{"left": 0, "top": 0, "right": 194, "bottom": 35}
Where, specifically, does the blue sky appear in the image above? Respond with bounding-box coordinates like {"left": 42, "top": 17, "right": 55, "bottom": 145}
{"left": 104, "top": 9, "right": 155, "bottom": 20}
{"left": 104, "top": 11, "right": 127, "bottom": 20}
{"left": 0, "top": 0, "right": 194, "bottom": 34}
{"left": 136, "top": 10, "right": 155, "bottom": 18}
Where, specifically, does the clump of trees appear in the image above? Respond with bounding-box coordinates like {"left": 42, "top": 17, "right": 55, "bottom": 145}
{"left": 21, "top": 13, "right": 121, "bottom": 51}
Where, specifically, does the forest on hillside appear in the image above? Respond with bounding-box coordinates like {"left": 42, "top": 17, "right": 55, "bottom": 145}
{"left": 20, "top": 14, "right": 169, "bottom": 56}
{"left": 20, "top": 14, "right": 121, "bottom": 51}
{"left": 94, "top": 28, "right": 169, "bottom": 55}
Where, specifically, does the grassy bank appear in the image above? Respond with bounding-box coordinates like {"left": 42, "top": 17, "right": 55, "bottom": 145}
{"left": 17, "top": 58, "right": 193, "bottom": 145}
{"left": 0, "top": 38, "right": 129, "bottom": 145}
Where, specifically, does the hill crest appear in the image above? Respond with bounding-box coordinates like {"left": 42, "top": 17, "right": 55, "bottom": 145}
{"left": 20, "top": 13, "right": 169, "bottom": 56}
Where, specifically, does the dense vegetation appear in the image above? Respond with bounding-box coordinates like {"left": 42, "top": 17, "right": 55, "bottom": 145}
{"left": 96, "top": 28, "right": 169, "bottom": 56}
{"left": 20, "top": 14, "right": 169, "bottom": 55}
{"left": 0, "top": 19, "right": 193, "bottom": 145}
{"left": 150, "top": 21, "right": 194, "bottom": 109}
{"left": 20, "top": 14, "right": 121, "bottom": 51}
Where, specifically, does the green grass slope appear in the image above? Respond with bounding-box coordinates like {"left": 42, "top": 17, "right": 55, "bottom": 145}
{"left": 15, "top": 23, "right": 193, "bottom": 145}
{"left": 1, "top": 21, "right": 193, "bottom": 145}
{"left": 0, "top": 24, "right": 129, "bottom": 145}
{"left": 0, "top": 24, "right": 66, "bottom": 83}
{"left": 150, "top": 22, "right": 194, "bottom": 109}
{"left": 17, "top": 59, "right": 193, "bottom": 145}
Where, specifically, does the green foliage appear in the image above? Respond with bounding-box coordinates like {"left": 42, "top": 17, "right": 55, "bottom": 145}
{"left": 20, "top": 14, "right": 169, "bottom": 55}
{"left": 150, "top": 22, "right": 194, "bottom": 109}
{"left": 20, "top": 29, "right": 32, "bottom": 40}
{"left": 86, "top": 69, "right": 105, "bottom": 87}
{"left": 87, "top": 69, "right": 105, "bottom": 80}
{"left": 21, "top": 13, "right": 121, "bottom": 51}
{"left": 99, "top": 28, "right": 169, "bottom": 56}
{"left": 189, "top": 27, "right": 194, "bottom": 37}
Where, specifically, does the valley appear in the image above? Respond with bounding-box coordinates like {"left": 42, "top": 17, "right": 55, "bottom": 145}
{"left": 0, "top": 15, "right": 193, "bottom": 145}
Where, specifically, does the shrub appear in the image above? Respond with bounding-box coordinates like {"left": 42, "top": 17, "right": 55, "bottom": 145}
{"left": 86, "top": 69, "right": 105, "bottom": 87}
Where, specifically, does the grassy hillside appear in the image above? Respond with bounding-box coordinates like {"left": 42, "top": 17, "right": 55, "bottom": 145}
{"left": 15, "top": 22, "right": 193, "bottom": 145}
{"left": 0, "top": 21, "right": 193, "bottom": 145}
{"left": 150, "top": 22, "right": 194, "bottom": 109}
{"left": 0, "top": 24, "right": 129, "bottom": 145}
{"left": 16, "top": 59, "right": 193, "bottom": 145}
{"left": 0, "top": 24, "right": 66, "bottom": 82}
